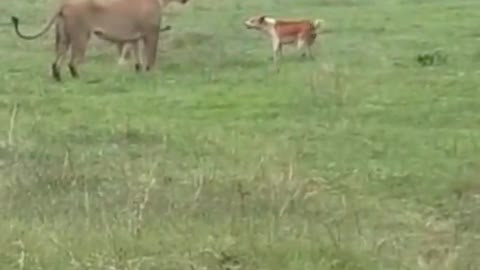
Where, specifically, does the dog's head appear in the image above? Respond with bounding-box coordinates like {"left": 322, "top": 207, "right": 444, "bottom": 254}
{"left": 244, "top": 15, "right": 274, "bottom": 30}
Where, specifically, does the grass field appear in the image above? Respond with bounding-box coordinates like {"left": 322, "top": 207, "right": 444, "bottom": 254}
{"left": 1, "top": 0, "right": 480, "bottom": 269}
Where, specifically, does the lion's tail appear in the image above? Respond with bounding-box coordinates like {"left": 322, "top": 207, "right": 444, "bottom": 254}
{"left": 11, "top": 12, "right": 58, "bottom": 40}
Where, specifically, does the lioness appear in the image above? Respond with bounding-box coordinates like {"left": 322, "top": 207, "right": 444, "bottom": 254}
{"left": 11, "top": 0, "right": 165, "bottom": 81}
{"left": 117, "top": 0, "right": 189, "bottom": 65}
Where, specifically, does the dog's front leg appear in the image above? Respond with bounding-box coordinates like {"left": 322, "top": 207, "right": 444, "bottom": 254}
{"left": 271, "top": 37, "right": 282, "bottom": 68}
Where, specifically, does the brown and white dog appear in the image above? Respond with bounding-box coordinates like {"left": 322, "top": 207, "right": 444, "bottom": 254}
{"left": 244, "top": 15, "right": 324, "bottom": 64}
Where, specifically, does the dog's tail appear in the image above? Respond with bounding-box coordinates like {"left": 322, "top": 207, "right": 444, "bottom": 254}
{"left": 313, "top": 19, "right": 324, "bottom": 29}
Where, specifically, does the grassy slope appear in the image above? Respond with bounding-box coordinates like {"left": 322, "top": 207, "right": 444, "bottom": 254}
{"left": 1, "top": 0, "right": 480, "bottom": 269}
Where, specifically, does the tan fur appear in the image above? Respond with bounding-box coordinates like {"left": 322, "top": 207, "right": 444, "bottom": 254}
{"left": 11, "top": 0, "right": 166, "bottom": 81}
{"left": 117, "top": 0, "right": 190, "bottom": 66}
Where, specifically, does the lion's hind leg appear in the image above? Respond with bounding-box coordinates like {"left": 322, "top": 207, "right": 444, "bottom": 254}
{"left": 52, "top": 21, "right": 70, "bottom": 82}
{"left": 68, "top": 30, "right": 90, "bottom": 78}
{"left": 131, "top": 41, "right": 144, "bottom": 72}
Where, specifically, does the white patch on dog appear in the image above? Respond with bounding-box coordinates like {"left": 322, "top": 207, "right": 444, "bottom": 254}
{"left": 263, "top": 17, "right": 276, "bottom": 25}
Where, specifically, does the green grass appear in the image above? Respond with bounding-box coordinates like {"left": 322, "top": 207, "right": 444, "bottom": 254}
{"left": 1, "top": 0, "right": 480, "bottom": 269}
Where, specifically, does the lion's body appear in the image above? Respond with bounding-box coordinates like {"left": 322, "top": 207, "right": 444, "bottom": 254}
{"left": 11, "top": 0, "right": 164, "bottom": 81}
